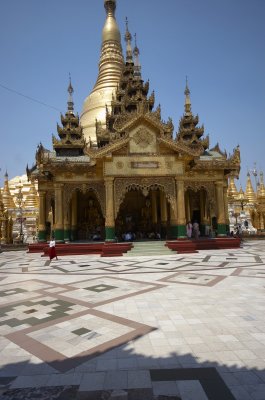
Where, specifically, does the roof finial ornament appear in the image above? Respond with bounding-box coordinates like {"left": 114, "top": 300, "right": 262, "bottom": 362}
{"left": 184, "top": 76, "right": 191, "bottom": 115}
{"left": 133, "top": 33, "right": 142, "bottom": 79}
{"left": 67, "top": 73, "right": 74, "bottom": 113}
{"left": 124, "top": 17, "right": 133, "bottom": 63}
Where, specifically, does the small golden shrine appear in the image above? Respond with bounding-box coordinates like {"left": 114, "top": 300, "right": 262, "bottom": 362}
{"left": 27, "top": 0, "right": 241, "bottom": 242}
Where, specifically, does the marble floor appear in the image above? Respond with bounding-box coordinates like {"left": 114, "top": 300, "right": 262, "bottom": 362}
{"left": 0, "top": 240, "right": 265, "bottom": 399}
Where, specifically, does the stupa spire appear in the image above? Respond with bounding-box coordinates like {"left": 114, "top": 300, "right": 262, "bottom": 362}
{"left": 2, "top": 171, "right": 15, "bottom": 210}
{"left": 227, "top": 176, "right": 238, "bottom": 199}
{"left": 133, "top": 33, "right": 142, "bottom": 79}
{"left": 184, "top": 76, "right": 191, "bottom": 115}
{"left": 245, "top": 172, "right": 256, "bottom": 203}
{"left": 67, "top": 74, "right": 74, "bottom": 113}
{"left": 80, "top": 0, "right": 124, "bottom": 144}
{"left": 124, "top": 17, "right": 133, "bottom": 63}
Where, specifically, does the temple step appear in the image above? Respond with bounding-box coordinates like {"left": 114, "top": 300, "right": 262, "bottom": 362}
{"left": 127, "top": 241, "right": 173, "bottom": 257}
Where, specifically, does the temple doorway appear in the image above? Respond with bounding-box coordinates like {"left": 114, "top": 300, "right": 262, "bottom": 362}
{"left": 115, "top": 188, "right": 169, "bottom": 240}
{"left": 76, "top": 191, "right": 104, "bottom": 240}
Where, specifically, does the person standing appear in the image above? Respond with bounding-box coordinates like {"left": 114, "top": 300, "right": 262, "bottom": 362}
{"left": 49, "top": 237, "right": 58, "bottom": 261}
{"left": 186, "top": 221, "right": 193, "bottom": 239}
{"left": 192, "top": 221, "right": 200, "bottom": 240}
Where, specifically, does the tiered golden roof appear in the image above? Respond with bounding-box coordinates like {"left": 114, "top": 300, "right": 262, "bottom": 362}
{"left": 176, "top": 79, "right": 209, "bottom": 152}
{"left": 53, "top": 80, "right": 86, "bottom": 156}
{"left": 2, "top": 172, "right": 15, "bottom": 210}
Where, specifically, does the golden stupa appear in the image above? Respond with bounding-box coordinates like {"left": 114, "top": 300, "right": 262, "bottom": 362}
{"left": 80, "top": 0, "right": 124, "bottom": 145}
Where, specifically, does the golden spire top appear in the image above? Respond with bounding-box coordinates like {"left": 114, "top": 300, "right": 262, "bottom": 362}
{"left": 102, "top": 0, "right": 120, "bottom": 43}
{"left": 67, "top": 74, "right": 74, "bottom": 113}
{"left": 124, "top": 17, "right": 133, "bottom": 63}
{"left": 245, "top": 172, "right": 256, "bottom": 203}
{"left": 184, "top": 77, "right": 192, "bottom": 115}
{"left": 133, "top": 33, "right": 142, "bottom": 80}
{"left": 227, "top": 176, "right": 238, "bottom": 199}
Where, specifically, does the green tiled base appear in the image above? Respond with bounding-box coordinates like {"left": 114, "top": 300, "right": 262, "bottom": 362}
{"left": 217, "top": 223, "right": 227, "bottom": 236}
{"left": 54, "top": 229, "right": 64, "bottom": 242}
{"left": 38, "top": 230, "right": 46, "bottom": 242}
{"left": 105, "top": 226, "right": 115, "bottom": 242}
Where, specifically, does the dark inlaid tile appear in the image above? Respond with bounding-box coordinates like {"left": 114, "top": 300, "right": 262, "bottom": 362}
{"left": 84, "top": 284, "right": 117, "bottom": 292}
{"left": 0, "top": 288, "right": 27, "bottom": 297}
{"left": 72, "top": 327, "right": 91, "bottom": 336}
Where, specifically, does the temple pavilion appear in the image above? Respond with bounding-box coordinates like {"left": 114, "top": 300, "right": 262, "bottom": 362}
{"left": 27, "top": 0, "right": 241, "bottom": 243}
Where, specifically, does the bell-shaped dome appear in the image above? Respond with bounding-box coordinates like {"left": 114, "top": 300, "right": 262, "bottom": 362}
{"left": 80, "top": 0, "right": 124, "bottom": 145}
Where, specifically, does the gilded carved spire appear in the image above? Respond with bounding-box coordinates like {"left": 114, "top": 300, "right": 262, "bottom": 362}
{"left": 133, "top": 33, "right": 141, "bottom": 80}
{"left": 176, "top": 79, "right": 208, "bottom": 151}
{"left": 53, "top": 81, "right": 85, "bottom": 156}
{"left": 67, "top": 74, "right": 74, "bottom": 113}
{"left": 184, "top": 77, "right": 191, "bottom": 116}
{"left": 80, "top": 0, "right": 124, "bottom": 144}
{"left": 227, "top": 176, "right": 238, "bottom": 199}
{"left": 124, "top": 17, "right": 133, "bottom": 63}
{"left": 245, "top": 172, "right": 256, "bottom": 203}
{"left": 2, "top": 171, "right": 15, "bottom": 210}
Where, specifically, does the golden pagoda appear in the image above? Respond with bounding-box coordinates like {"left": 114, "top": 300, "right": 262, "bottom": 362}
{"left": 27, "top": 1, "right": 241, "bottom": 243}
{"left": 245, "top": 172, "right": 256, "bottom": 203}
{"left": 80, "top": 0, "right": 124, "bottom": 145}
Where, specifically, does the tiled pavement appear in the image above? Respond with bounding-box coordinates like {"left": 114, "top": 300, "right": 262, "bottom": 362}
{"left": 0, "top": 241, "right": 265, "bottom": 399}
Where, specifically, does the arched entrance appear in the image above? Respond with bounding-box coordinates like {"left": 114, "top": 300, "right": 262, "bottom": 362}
{"left": 76, "top": 191, "right": 105, "bottom": 240}
{"left": 115, "top": 187, "right": 170, "bottom": 240}
{"left": 185, "top": 186, "right": 212, "bottom": 236}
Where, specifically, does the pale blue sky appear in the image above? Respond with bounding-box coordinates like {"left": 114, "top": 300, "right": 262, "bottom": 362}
{"left": 0, "top": 0, "right": 264, "bottom": 189}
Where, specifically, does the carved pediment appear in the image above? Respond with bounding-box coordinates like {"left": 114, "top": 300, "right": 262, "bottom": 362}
{"left": 129, "top": 125, "right": 157, "bottom": 154}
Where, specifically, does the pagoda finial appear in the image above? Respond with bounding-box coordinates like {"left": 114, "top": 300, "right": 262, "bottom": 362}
{"left": 124, "top": 17, "right": 133, "bottom": 63}
{"left": 184, "top": 76, "right": 191, "bottom": 115}
{"left": 103, "top": 0, "right": 120, "bottom": 43}
{"left": 133, "top": 33, "right": 142, "bottom": 79}
{"left": 67, "top": 73, "right": 74, "bottom": 113}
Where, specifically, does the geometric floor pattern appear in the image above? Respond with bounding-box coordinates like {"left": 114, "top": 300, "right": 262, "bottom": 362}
{"left": 0, "top": 240, "right": 265, "bottom": 399}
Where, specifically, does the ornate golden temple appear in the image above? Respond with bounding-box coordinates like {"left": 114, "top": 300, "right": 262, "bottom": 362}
{"left": 26, "top": 0, "right": 241, "bottom": 243}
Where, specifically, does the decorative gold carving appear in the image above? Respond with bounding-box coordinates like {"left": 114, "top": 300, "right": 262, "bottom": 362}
{"left": 64, "top": 183, "right": 106, "bottom": 217}
{"left": 114, "top": 177, "right": 176, "bottom": 218}
{"left": 184, "top": 181, "right": 216, "bottom": 210}
{"left": 116, "top": 161, "right": 124, "bottom": 169}
{"left": 132, "top": 128, "right": 154, "bottom": 148}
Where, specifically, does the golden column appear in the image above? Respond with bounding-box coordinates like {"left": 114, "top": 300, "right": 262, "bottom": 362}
{"left": 151, "top": 190, "right": 158, "bottom": 225}
{"left": 215, "top": 181, "right": 226, "bottom": 235}
{"left": 105, "top": 177, "right": 115, "bottom": 241}
{"left": 160, "top": 191, "right": 167, "bottom": 237}
{"left": 176, "top": 180, "right": 186, "bottom": 237}
{"left": 71, "top": 191, "right": 78, "bottom": 241}
{"left": 223, "top": 183, "right": 230, "bottom": 230}
{"left": 63, "top": 200, "right": 71, "bottom": 243}
{"left": 54, "top": 184, "right": 64, "bottom": 241}
{"left": 38, "top": 191, "right": 46, "bottom": 242}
